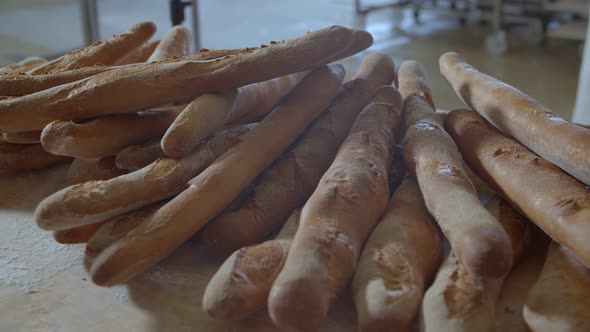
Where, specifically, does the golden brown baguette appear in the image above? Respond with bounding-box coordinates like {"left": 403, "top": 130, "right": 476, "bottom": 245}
{"left": 444, "top": 109, "right": 590, "bottom": 269}
{"left": 53, "top": 222, "right": 106, "bottom": 245}
{"left": 203, "top": 210, "right": 300, "bottom": 321}
{"left": 66, "top": 156, "right": 127, "bottom": 185}
{"left": 161, "top": 29, "right": 373, "bottom": 158}
{"left": 114, "top": 39, "right": 160, "bottom": 65}
{"left": 147, "top": 25, "right": 190, "bottom": 61}
{"left": 400, "top": 61, "right": 512, "bottom": 278}
{"left": 29, "top": 21, "right": 157, "bottom": 74}
{"left": 114, "top": 138, "right": 166, "bottom": 170}
{"left": 2, "top": 131, "right": 41, "bottom": 144}
{"left": 161, "top": 72, "right": 306, "bottom": 157}
{"left": 0, "top": 56, "right": 47, "bottom": 73}
{"left": 35, "top": 124, "right": 255, "bottom": 230}
{"left": 0, "top": 26, "right": 362, "bottom": 133}
{"left": 200, "top": 52, "right": 396, "bottom": 257}
{"left": 440, "top": 52, "right": 590, "bottom": 185}
{"left": 85, "top": 202, "right": 164, "bottom": 258}
{"left": 523, "top": 242, "right": 590, "bottom": 332}
{"left": 0, "top": 142, "right": 71, "bottom": 173}
{"left": 89, "top": 65, "right": 345, "bottom": 286}
{"left": 41, "top": 111, "right": 177, "bottom": 158}
{"left": 268, "top": 86, "right": 403, "bottom": 331}
{"left": 352, "top": 178, "right": 442, "bottom": 332}
{"left": 420, "top": 195, "right": 533, "bottom": 332}
{"left": 0, "top": 49, "right": 236, "bottom": 97}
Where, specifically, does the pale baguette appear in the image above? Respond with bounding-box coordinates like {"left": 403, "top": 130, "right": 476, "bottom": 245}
{"left": 0, "top": 142, "right": 71, "bottom": 173}
{"left": 89, "top": 65, "right": 345, "bottom": 286}
{"left": 114, "top": 138, "right": 165, "bottom": 170}
{"left": 0, "top": 26, "right": 361, "bottom": 132}
{"left": 2, "top": 131, "right": 41, "bottom": 144}
{"left": 523, "top": 242, "right": 590, "bottom": 332}
{"left": 400, "top": 61, "right": 512, "bottom": 278}
{"left": 440, "top": 52, "right": 590, "bottom": 185}
{"left": 268, "top": 86, "right": 402, "bottom": 331}
{"left": 420, "top": 195, "right": 532, "bottom": 332}
{"left": 35, "top": 124, "right": 255, "bottom": 230}
{"left": 352, "top": 178, "right": 442, "bottom": 332}
{"left": 66, "top": 156, "right": 127, "bottom": 185}
{"left": 161, "top": 72, "right": 306, "bottom": 157}
{"left": 147, "top": 25, "right": 190, "bottom": 61}
{"left": 200, "top": 52, "right": 396, "bottom": 257}
{"left": 114, "top": 40, "right": 160, "bottom": 65}
{"left": 444, "top": 109, "right": 590, "bottom": 269}
{"left": 41, "top": 110, "right": 177, "bottom": 158}
{"left": 29, "top": 21, "right": 157, "bottom": 74}
{"left": 0, "top": 56, "right": 47, "bottom": 73}
{"left": 203, "top": 210, "right": 300, "bottom": 320}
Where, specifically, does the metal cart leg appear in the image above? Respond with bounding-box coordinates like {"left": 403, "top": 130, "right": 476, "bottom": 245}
{"left": 79, "top": 0, "right": 100, "bottom": 45}
{"left": 189, "top": 0, "right": 201, "bottom": 51}
{"left": 485, "top": 0, "right": 508, "bottom": 54}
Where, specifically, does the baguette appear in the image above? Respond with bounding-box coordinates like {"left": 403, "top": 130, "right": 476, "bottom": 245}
{"left": 89, "top": 64, "right": 345, "bottom": 286}
{"left": 420, "top": 195, "right": 532, "bottom": 332}
{"left": 523, "top": 242, "right": 590, "bottom": 332}
{"left": 200, "top": 52, "right": 396, "bottom": 257}
{"left": 0, "top": 26, "right": 362, "bottom": 132}
{"left": 114, "top": 138, "right": 166, "bottom": 170}
{"left": 35, "top": 124, "right": 255, "bottom": 230}
{"left": 203, "top": 210, "right": 300, "bottom": 320}
{"left": 147, "top": 25, "right": 191, "bottom": 61}
{"left": 66, "top": 156, "right": 127, "bottom": 185}
{"left": 400, "top": 61, "right": 512, "bottom": 278}
{"left": 86, "top": 202, "right": 164, "bottom": 258}
{"left": 161, "top": 28, "right": 373, "bottom": 158}
{"left": 29, "top": 21, "right": 157, "bottom": 74}
{"left": 0, "top": 142, "right": 71, "bottom": 173}
{"left": 352, "top": 178, "right": 442, "bottom": 332}
{"left": 2, "top": 131, "right": 41, "bottom": 144}
{"left": 41, "top": 110, "right": 177, "bottom": 158}
{"left": 0, "top": 56, "right": 47, "bottom": 73}
{"left": 440, "top": 52, "right": 590, "bottom": 185}
{"left": 161, "top": 72, "right": 306, "bottom": 157}
{"left": 268, "top": 86, "right": 403, "bottom": 331}
{"left": 53, "top": 222, "right": 105, "bottom": 244}
{"left": 444, "top": 109, "right": 590, "bottom": 269}
{"left": 0, "top": 48, "right": 238, "bottom": 97}
{"left": 114, "top": 39, "right": 160, "bottom": 65}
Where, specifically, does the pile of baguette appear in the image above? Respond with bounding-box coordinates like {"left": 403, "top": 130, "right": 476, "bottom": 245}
{"left": 3, "top": 20, "right": 589, "bottom": 331}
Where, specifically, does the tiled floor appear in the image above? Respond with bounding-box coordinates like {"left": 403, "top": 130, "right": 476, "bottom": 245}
{"left": 0, "top": 0, "right": 583, "bottom": 118}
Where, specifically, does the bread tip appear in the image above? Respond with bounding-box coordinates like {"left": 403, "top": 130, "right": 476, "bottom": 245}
{"left": 268, "top": 278, "right": 327, "bottom": 331}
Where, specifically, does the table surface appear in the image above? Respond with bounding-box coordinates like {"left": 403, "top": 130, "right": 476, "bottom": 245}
{"left": 0, "top": 165, "right": 358, "bottom": 332}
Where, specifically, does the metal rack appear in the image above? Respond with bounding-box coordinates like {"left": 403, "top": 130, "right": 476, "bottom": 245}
{"left": 78, "top": 0, "right": 201, "bottom": 50}
{"left": 355, "top": 0, "right": 587, "bottom": 54}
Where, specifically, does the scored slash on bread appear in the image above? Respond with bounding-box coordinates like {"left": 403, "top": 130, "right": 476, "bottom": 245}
{"left": 399, "top": 61, "right": 513, "bottom": 278}
{"left": 444, "top": 109, "right": 590, "bottom": 270}
{"left": 203, "top": 209, "right": 301, "bottom": 321}
{"left": 200, "top": 52, "right": 396, "bottom": 258}
{"left": 420, "top": 195, "right": 534, "bottom": 332}
{"left": 352, "top": 178, "right": 442, "bottom": 332}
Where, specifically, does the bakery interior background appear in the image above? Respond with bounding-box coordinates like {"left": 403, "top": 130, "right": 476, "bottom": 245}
{"left": 1, "top": 0, "right": 588, "bottom": 122}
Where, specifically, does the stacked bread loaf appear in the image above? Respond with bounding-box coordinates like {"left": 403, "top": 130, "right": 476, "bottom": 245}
{"left": 4, "top": 20, "right": 588, "bottom": 331}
